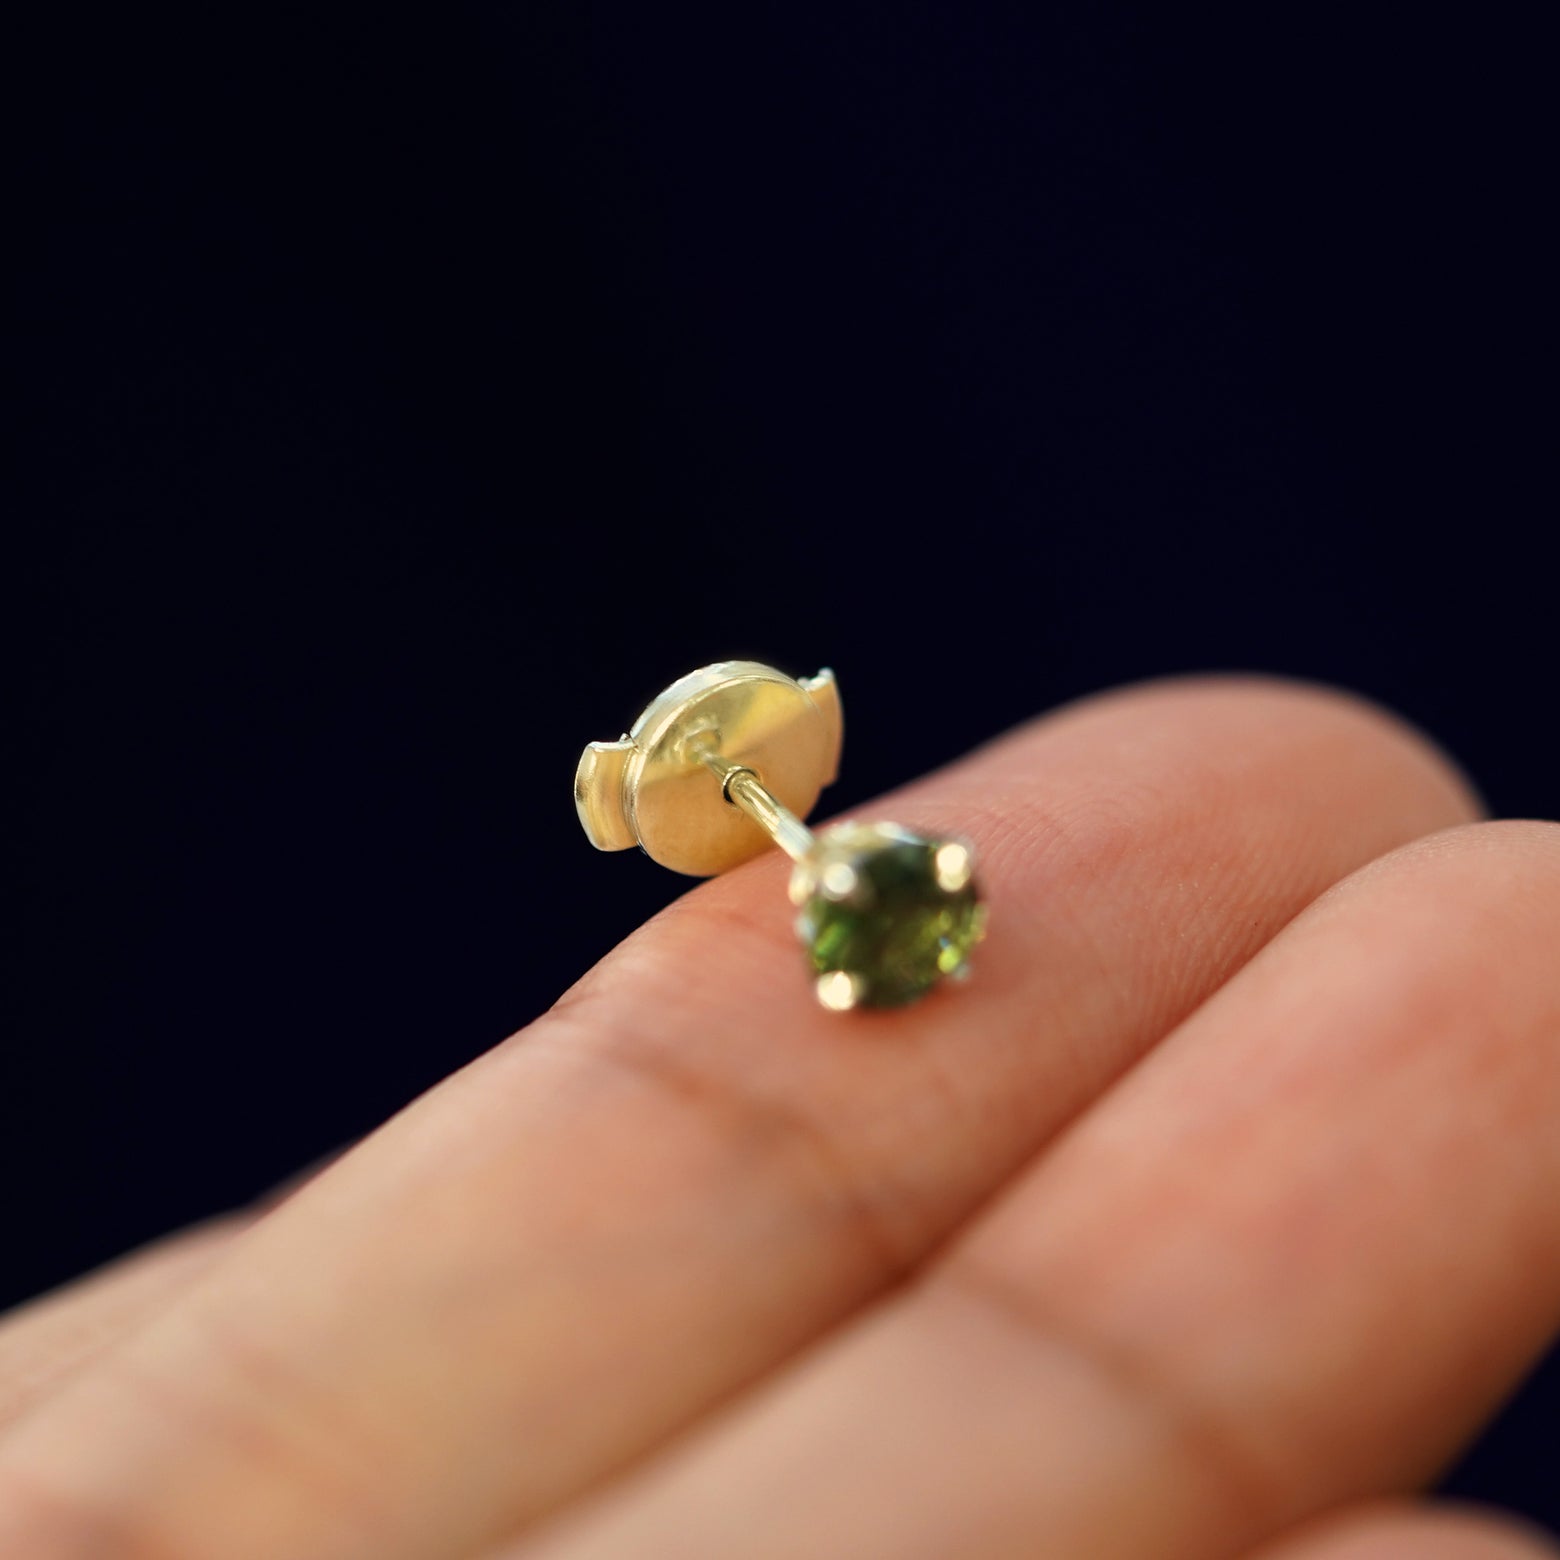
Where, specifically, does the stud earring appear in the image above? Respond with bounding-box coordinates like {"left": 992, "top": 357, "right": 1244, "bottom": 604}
{"left": 574, "top": 661, "right": 987, "bottom": 1010}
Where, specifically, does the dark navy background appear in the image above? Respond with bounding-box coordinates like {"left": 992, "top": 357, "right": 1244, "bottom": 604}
{"left": 10, "top": 4, "right": 1556, "bottom": 1525}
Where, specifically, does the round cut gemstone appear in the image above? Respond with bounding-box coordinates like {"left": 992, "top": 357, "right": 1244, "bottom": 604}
{"left": 792, "top": 822, "right": 986, "bottom": 1009}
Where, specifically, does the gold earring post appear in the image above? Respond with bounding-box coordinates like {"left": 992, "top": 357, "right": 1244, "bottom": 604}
{"left": 696, "top": 748, "right": 817, "bottom": 864}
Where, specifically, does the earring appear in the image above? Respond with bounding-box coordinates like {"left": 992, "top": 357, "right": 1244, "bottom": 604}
{"left": 574, "top": 661, "right": 986, "bottom": 1010}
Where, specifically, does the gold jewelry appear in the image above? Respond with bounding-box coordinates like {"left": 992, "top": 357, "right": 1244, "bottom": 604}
{"left": 574, "top": 661, "right": 986, "bottom": 1010}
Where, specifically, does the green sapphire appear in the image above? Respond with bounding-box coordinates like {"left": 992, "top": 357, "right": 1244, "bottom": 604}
{"left": 791, "top": 822, "right": 986, "bottom": 1010}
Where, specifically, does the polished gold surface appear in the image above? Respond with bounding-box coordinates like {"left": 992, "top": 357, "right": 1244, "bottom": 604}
{"left": 574, "top": 661, "right": 844, "bottom": 876}
{"left": 573, "top": 738, "right": 636, "bottom": 852}
{"left": 722, "top": 767, "right": 817, "bottom": 863}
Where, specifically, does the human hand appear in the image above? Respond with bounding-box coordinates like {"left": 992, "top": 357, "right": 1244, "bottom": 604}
{"left": 2, "top": 678, "right": 1556, "bottom": 1559}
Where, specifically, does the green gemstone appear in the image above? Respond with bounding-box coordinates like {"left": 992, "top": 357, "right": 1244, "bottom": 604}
{"left": 796, "top": 824, "right": 985, "bottom": 1008}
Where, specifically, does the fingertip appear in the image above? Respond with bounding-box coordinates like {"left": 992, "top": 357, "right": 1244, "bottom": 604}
{"left": 1252, "top": 1504, "right": 1560, "bottom": 1560}
{"left": 1049, "top": 672, "right": 1486, "bottom": 824}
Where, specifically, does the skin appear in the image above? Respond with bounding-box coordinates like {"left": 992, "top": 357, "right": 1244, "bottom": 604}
{"left": 0, "top": 677, "right": 1556, "bottom": 1559}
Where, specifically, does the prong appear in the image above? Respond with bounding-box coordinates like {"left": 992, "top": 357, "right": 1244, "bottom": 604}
{"left": 819, "top": 861, "right": 861, "bottom": 902}
{"left": 933, "top": 840, "right": 974, "bottom": 893}
{"left": 815, "top": 970, "right": 866, "bottom": 1012}
{"left": 788, "top": 864, "right": 817, "bottom": 906}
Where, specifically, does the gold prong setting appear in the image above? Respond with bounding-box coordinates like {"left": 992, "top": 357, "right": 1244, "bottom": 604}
{"left": 791, "top": 821, "right": 986, "bottom": 1010}
{"left": 933, "top": 841, "right": 974, "bottom": 893}
{"left": 815, "top": 970, "right": 867, "bottom": 1012}
{"left": 819, "top": 860, "right": 862, "bottom": 903}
